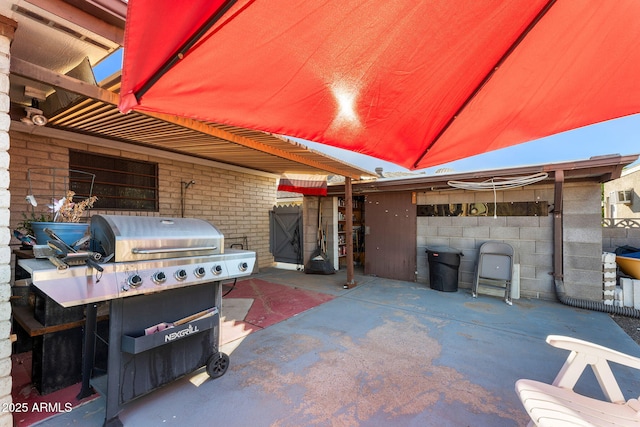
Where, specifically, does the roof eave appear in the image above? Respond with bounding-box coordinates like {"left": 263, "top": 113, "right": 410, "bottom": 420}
{"left": 327, "top": 154, "right": 640, "bottom": 195}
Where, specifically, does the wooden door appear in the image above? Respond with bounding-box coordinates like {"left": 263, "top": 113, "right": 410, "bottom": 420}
{"left": 364, "top": 192, "right": 417, "bottom": 281}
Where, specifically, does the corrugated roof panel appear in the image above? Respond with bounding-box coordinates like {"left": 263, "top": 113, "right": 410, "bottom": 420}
{"left": 47, "top": 95, "right": 374, "bottom": 178}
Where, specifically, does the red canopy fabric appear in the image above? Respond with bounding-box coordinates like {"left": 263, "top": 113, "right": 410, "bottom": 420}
{"left": 120, "top": 0, "right": 640, "bottom": 170}
{"left": 277, "top": 173, "right": 327, "bottom": 196}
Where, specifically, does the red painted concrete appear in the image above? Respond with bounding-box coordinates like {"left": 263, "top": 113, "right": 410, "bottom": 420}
{"left": 11, "top": 352, "right": 99, "bottom": 426}
{"left": 224, "top": 278, "right": 335, "bottom": 329}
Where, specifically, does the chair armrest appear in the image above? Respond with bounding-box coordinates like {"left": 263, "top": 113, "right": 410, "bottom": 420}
{"left": 546, "top": 335, "right": 640, "bottom": 403}
{"left": 547, "top": 335, "right": 640, "bottom": 370}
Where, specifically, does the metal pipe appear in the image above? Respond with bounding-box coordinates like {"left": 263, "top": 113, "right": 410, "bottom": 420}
{"left": 552, "top": 170, "right": 564, "bottom": 281}
{"left": 180, "top": 180, "right": 196, "bottom": 217}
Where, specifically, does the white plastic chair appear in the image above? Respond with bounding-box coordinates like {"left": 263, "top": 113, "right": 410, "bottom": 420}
{"left": 516, "top": 335, "right": 640, "bottom": 427}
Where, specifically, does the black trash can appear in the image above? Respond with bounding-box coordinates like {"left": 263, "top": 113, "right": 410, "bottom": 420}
{"left": 426, "top": 246, "right": 463, "bottom": 292}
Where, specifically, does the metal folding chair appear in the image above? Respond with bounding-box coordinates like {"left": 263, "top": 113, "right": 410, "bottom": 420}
{"left": 472, "top": 241, "right": 514, "bottom": 305}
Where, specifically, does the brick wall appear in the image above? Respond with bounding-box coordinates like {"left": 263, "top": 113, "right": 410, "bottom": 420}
{"left": 8, "top": 129, "right": 277, "bottom": 269}
{"left": 1, "top": 17, "right": 16, "bottom": 427}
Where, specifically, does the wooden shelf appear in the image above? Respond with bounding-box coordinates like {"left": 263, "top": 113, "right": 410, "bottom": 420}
{"left": 12, "top": 304, "right": 109, "bottom": 337}
{"left": 337, "top": 196, "right": 365, "bottom": 268}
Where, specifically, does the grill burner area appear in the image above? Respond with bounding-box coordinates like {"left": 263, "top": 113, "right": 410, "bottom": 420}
{"left": 21, "top": 215, "right": 256, "bottom": 307}
{"left": 23, "top": 251, "right": 255, "bottom": 307}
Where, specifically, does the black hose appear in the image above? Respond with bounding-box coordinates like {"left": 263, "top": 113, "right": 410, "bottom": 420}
{"left": 554, "top": 279, "right": 640, "bottom": 319}
{"left": 222, "top": 278, "right": 238, "bottom": 298}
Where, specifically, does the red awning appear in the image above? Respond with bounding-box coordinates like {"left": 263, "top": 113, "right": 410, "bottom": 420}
{"left": 119, "top": 0, "right": 640, "bottom": 170}
{"left": 278, "top": 173, "right": 327, "bottom": 196}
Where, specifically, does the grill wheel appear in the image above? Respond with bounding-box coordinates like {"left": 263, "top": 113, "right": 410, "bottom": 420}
{"left": 206, "top": 352, "right": 230, "bottom": 379}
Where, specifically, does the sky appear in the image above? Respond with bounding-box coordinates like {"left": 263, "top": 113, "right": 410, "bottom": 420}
{"left": 94, "top": 49, "right": 639, "bottom": 175}
{"left": 299, "top": 115, "right": 640, "bottom": 175}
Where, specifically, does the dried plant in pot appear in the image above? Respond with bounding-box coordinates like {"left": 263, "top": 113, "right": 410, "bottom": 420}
{"left": 30, "top": 191, "right": 98, "bottom": 247}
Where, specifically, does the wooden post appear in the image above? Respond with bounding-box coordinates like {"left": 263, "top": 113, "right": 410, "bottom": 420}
{"left": 344, "top": 177, "right": 356, "bottom": 288}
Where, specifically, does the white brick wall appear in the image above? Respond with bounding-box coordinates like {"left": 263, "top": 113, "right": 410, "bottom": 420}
{"left": 0, "top": 18, "right": 14, "bottom": 427}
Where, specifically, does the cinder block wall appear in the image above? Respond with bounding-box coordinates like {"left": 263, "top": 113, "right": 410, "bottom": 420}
{"left": 562, "top": 183, "right": 604, "bottom": 301}
{"left": 602, "top": 226, "right": 640, "bottom": 252}
{"left": 8, "top": 130, "right": 277, "bottom": 269}
{"left": 416, "top": 182, "right": 604, "bottom": 301}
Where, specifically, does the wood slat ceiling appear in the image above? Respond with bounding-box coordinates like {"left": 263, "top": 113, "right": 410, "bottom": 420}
{"left": 46, "top": 76, "right": 375, "bottom": 179}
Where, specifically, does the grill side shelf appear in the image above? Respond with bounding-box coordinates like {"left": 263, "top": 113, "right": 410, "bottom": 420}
{"left": 121, "top": 311, "right": 218, "bottom": 354}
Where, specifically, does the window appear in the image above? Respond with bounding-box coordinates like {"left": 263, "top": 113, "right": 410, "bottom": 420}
{"left": 69, "top": 150, "right": 158, "bottom": 211}
{"left": 613, "top": 190, "right": 633, "bottom": 204}
{"left": 417, "top": 201, "right": 549, "bottom": 217}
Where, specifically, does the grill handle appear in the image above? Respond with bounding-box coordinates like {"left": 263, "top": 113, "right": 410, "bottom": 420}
{"left": 131, "top": 246, "right": 218, "bottom": 255}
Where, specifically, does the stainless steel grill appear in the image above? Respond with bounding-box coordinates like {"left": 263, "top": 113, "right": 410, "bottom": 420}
{"left": 19, "top": 215, "right": 257, "bottom": 426}
{"left": 21, "top": 215, "right": 256, "bottom": 307}
{"left": 90, "top": 215, "right": 224, "bottom": 262}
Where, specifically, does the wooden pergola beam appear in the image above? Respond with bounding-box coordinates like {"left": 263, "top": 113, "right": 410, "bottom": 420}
{"left": 11, "top": 57, "right": 119, "bottom": 104}
{"left": 25, "top": 0, "right": 125, "bottom": 45}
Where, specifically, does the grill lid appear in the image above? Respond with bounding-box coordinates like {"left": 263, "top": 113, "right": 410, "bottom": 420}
{"left": 90, "top": 215, "right": 224, "bottom": 262}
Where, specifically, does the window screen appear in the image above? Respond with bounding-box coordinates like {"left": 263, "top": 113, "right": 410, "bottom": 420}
{"left": 69, "top": 150, "right": 158, "bottom": 211}
{"left": 417, "top": 202, "right": 549, "bottom": 217}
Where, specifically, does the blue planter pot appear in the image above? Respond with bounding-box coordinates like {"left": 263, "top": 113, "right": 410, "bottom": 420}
{"left": 32, "top": 222, "right": 89, "bottom": 247}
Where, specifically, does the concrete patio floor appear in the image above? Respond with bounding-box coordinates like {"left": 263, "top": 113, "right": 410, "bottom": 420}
{"left": 35, "top": 268, "right": 640, "bottom": 426}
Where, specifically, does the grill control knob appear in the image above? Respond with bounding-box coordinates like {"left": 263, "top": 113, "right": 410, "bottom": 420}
{"left": 128, "top": 274, "right": 143, "bottom": 288}
{"left": 152, "top": 271, "right": 167, "bottom": 285}
{"left": 212, "top": 264, "right": 223, "bottom": 275}
{"left": 194, "top": 266, "right": 206, "bottom": 278}
{"left": 238, "top": 262, "right": 249, "bottom": 272}
{"left": 175, "top": 269, "right": 188, "bottom": 281}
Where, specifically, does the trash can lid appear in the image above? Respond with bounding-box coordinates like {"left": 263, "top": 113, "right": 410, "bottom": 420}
{"left": 426, "top": 245, "right": 463, "bottom": 255}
